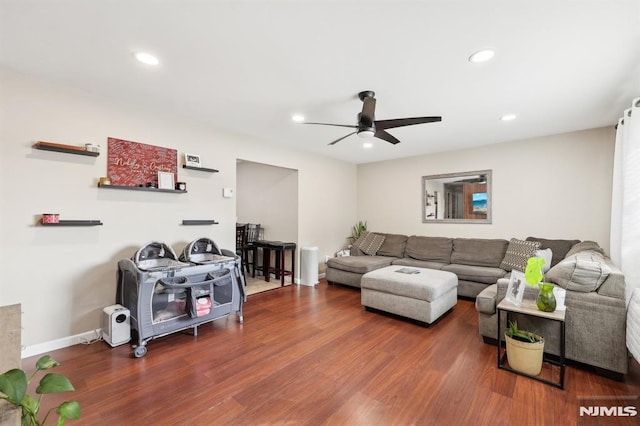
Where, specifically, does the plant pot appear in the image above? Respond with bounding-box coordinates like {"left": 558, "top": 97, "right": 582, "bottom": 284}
{"left": 505, "top": 334, "right": 545, "bottom": 376}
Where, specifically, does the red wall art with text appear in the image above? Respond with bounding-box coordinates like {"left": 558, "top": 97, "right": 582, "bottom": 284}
{"left": 107, "top": 137, "right": 177, "bottom": 186}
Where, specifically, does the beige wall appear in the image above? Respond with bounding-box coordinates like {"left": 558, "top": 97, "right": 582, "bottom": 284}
{"left": 357, "top": 127, "right": 615, "bottom": 253}
{"left": 0, "top": 70, "right": 357, "bottom": 352}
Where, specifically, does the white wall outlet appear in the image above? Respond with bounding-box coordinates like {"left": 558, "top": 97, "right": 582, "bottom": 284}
{"left": 223, "top": 188, "right": 234, "bottom": 198}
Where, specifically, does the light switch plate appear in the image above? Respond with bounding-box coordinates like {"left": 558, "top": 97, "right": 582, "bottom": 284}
{"left": 223, "top": 188, "right": 233, "bottom": 198}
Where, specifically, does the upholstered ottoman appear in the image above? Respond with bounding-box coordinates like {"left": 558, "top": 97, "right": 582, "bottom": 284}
{"left": 361, "top": 266, "right": 458, "bottom": 324}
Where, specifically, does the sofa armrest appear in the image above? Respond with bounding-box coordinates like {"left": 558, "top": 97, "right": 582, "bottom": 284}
{"left": 475, "top": 284, "right": 497, "bottom": 314}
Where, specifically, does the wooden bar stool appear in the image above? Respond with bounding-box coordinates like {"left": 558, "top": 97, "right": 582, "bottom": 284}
{"left": 253, "top": 240, "right": 296, "bottom": 286}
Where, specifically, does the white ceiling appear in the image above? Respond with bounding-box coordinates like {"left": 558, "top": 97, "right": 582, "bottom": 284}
{"left": 2, "top": 0, "right": 639, "bottom": 164}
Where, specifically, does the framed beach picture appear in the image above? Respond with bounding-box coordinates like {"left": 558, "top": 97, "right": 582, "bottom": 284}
{"left": 158, "top": 171, "right": 175, "bottom": 190}
{"left": 505, "top": 270, "right": 526, "bottom": 306}
{"left": 185, "top": 153, "right": 202, "bottom": 167}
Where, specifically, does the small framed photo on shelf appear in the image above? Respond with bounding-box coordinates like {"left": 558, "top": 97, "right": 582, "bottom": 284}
{"left": 158, "top": 171, "right": 175, "bottom": 190}
{"left": 505, "top": 270, "right": 526, "bottom": 306}
{"left": 185, "top": 153, "right": 202, "bottom": 168}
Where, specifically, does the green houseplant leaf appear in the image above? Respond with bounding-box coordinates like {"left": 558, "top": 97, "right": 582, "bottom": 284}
{"left": 0, "top": 368, "right": 27, "bottom": 404}
{"left": 36, "top": 373, "right": 75, "bottom": 394}
{"left": 35, "top": 355, "right": 60, "bottom": 371}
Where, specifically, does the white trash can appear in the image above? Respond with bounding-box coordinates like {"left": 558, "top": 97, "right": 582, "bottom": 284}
{"left": 300, "top": 246, "right": 319, "bottom": 286}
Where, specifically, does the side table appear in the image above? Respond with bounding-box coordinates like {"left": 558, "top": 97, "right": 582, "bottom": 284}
{"left": 497, "top": 299, "right": 566, "bottom": 389}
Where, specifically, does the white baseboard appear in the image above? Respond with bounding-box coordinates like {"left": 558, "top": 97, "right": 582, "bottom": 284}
{"left": 21, "top": 329, "right": 102, "bottom": 359}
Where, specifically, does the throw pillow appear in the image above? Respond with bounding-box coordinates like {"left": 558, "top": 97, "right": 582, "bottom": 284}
{"left": 535, "top": 248, "right": 553, "bottom": 273}
{"left": 500, "top": 238, "right": 541, "bottom": 272}
{"left": 546, "top": 250, "right": 611, "bottom": 292}
{"left": 354, "top": 232, "right": 386, "bottom": 256}
{"left": 525, "top": 237, "right": 581, "bottom": 267}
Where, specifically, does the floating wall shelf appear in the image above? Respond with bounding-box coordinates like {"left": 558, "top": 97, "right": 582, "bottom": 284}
{"left": 182, "top": 165, "right": 219, "bottom": 173}
{"left": 182, "top": 220, "right": 219, "bottom": 226}
{"left": 98, "top": 183, "right": 187, "bottom": 194}
{"left": 41, "top": 220, "right": 103, "bottom": 226}
{"left": 34, "top": 141, "right": 99, "bottom": 157}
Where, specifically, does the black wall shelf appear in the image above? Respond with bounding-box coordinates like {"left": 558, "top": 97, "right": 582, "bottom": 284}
{"left": 182, "top": 165, "right": 219, "bottom": 173}
{"left": 34, "top": 142, "right": 99, "bottom": 157}
{"left": 41, "top": 220, "right": 103, "bottom": 226}
{"left": 182, "top": 220, "right": 219, "bottom": 226}
{"left": 98, "top": 183, "right": 187, "bottom": 194}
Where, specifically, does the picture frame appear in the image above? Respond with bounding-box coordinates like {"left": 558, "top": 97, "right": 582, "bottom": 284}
{"left": 157, "top": 171, "right": 175, "bottom": 190}
{"left": 505, "top": 270, "right": 526, "bottom": 306}
{"left": 185, "top": 153, "right": 201, "bottom": 167}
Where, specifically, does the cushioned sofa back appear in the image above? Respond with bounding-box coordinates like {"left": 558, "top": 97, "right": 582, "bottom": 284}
{"left": 451, "top": 238, "right": 509, "bottom": 268}
{"left": 405, "top": 236, "right": 452, "bottom": 263}
{"left": 375, "top": 233, "right": 408, "bottom": 258}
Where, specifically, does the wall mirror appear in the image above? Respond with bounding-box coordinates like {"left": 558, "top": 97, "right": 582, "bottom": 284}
{"left": 422, "top": 169, "right": 492, "bottom": 224}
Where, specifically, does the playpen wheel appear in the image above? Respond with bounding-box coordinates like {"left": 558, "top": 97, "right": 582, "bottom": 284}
{"left": 133, "top": 345, "right": 147, "bottom": 358}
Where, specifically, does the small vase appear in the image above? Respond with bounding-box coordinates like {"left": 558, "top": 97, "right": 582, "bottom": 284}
{"left": 536, "top": 283, "right": 557, "bottom": 312}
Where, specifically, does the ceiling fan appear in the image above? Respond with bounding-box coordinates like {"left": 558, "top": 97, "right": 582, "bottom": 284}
{"left": 302, "top": 90, "right": 442, "bottom": 145}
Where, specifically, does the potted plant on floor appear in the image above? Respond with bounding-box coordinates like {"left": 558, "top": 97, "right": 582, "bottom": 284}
{"left": 0, "top": 355, "right": 80, "bottom": 425}
{"left": 347, "top": 220, "right": 367, "bottom": 245}
{"left": 505, "top": 320, "right": 545, "bottom": 376}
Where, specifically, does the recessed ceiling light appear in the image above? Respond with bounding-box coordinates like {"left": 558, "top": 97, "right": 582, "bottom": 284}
{"left": 134, "top": 52, "right": 159, "bottom": 66}
{"left": 291, "top": 114, "right": 305, "bottom": 123}
{"left": 468, "top": 49, "right": 495, "bottom": 63}
{"left": 500, "top": 114, "right": 517, "bottom": 121}
{"left": 362, "top": 141, "right": 373, "bottom": 148}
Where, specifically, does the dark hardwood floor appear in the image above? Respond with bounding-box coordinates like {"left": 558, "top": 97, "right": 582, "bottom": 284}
{"left": 24, "top": 280, "right": 640, "bottom": 425}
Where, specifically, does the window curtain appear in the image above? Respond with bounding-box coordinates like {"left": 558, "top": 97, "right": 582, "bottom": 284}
{"left": 610, "top": 97, "right": 640, "bottom": 304}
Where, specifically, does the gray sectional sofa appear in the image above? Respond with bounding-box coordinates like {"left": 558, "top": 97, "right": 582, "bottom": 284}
{"left": 326, "top": 232, "right": 628, "bottom": 377}
{"left": 326, "top": 233, "right": 511, "bottom": 298}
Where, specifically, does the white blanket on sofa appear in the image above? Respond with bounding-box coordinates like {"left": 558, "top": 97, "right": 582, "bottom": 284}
{"left": 628, "top": 288, "right": 640, "bottom": 363}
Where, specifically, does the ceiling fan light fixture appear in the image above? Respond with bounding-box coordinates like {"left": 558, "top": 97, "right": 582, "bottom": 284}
{"left": 468, "top": 49, "right": 495, "bottom": 63}
{"left": 358, "top": 129, "right": 375, "bottom": 139}
{"left": 362, "top": 141, "right": 373, "bottom": 149}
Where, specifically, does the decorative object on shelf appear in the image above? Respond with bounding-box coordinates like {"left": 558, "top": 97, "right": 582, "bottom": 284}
{"left": 157, "top": 171, "right": 174, "bottom": 190}
{"left": 145, "top": 182, "right": 157, "bottom": 188}
{"left": 524, "top": 257, "right": 557, "bottom": 312}
{"left": 33, "top": 141, "right": 100, "bottom": 157}
{"left": 0, "top": 354, "right": 81, "bottom": 425}
{"left": 42, "top": 213, "right": 59, "bottom": 224}
{"left": 184, "top": 153, "right": 201, "bottom": 167}
{"left": 176, "top": 181, "right": 186, "bottom": 191}
{"left": 84, "top": 143, "right": 100, "bottom": 153}
{"left": 504, "top": 321, "right": 545, "bottom": 376}
{"left": 107, "top": 137, "right": 177, "bottom": 188}
{"left": 99, "top": 177, "right": 111, "bottom": 185}
{"left": 182, "top": 220, "right": 218, "bottom": 225}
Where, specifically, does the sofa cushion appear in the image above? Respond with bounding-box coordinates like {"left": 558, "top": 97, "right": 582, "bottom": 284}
{"left": 404, "top": 236, "right": 452, "bottom": 263}
{"left": 565, "top": 240, "right": 605, "bottom": 258}
{"left": 392, "top": 258, "right": 449, "bottom": 270}
{"left": 526, "top": 237, "right": 581, "bottom": 267}
{"left": 353, "top": 232, "right": 386, "bottom": 256}
{"left": 376, "top": 233, "right": 408, "bottom": 258}
{"left": 500, "top": 238, "right": 541, "bottom": 272}
{"left": 451, "top": 238, "right": 509, "bottom": 268}
{"left": 442, "top": 264, "right": 508, "bottom": 284}
{"left": 545, "top": 250, "right": 611, "bottom": 292}
{"left": 326, "top": 255, "right": 394, "bottom": 274}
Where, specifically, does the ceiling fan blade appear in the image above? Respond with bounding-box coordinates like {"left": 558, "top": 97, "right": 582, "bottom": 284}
{"left": 302, "top": 122, "right": 358, "bottom": 129}
{"left": 328, "top": 131, "right": 357, "bottom": 145}
{"left": 374, "top": 116, "right": 442, "bottom": 130}
{"left": 361, "top": 96, "right": 376, "bottom": 125}
{"left": 374, "top": 130, "right": 401, "bottom": 145}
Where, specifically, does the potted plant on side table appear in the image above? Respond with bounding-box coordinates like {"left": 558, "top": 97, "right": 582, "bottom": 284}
{"left": 505, "top": 320, "right": 545, "bottom": 376}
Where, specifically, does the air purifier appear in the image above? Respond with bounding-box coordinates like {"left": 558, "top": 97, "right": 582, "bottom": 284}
{"left": 102, "top": 304, "right": 131, "bottom": 347}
